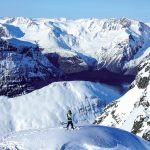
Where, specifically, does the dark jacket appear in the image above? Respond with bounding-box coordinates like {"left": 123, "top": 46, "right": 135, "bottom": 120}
{"left": 67, "top": 112, "right": 72, "bottom": 121}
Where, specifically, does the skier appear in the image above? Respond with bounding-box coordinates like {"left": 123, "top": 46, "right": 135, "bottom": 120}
{"left": 66, "top": 110, "right": 74, "bottom": 130}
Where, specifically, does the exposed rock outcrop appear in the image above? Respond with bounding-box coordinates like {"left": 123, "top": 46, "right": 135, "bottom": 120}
{"left": 95, "top": 60, "right": 150, "bottom": 142}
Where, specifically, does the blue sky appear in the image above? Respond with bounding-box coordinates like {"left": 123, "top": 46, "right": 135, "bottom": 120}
{"left": 1, "top": 0, "right": 150, "bottom": 22}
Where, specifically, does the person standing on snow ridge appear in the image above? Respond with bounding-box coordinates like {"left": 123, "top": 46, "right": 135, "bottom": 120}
{"left": 66, "top": 110, "right": 74, "bottom": 129}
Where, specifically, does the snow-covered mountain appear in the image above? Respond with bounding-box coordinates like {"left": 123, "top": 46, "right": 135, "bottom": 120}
{"left": 0, "top": 81, "right": 123, "bottom": 138}
{"left": 0, "top": 126, "right": 150, "bottom": 150}
{"left": 0, "top": 17, "right": 150, "bottom": 75}
{"left": 95, "top": 60, "right": 150, "bottom": 141}
{"left": 0, "top": 17, "right": 150, "bottom": 149}
{"left": 0, "top": 38, "right": 62, "bottom": 97}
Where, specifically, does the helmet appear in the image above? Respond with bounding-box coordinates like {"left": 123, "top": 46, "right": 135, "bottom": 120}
{"left": 68, "top": 110, "right": 72, "bottom": 113}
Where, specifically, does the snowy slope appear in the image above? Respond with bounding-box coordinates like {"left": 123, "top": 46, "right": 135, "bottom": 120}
{"left": 0, "top": 17, "right": 150, "bottom": 74}
{"left": 0, "top": 126, "right": 150, "bottom": 150}
{"left": 0, "top": 81, "right": 122, "bottom": 138}
{"left": 95, "top": 60, "right": 150, "bottom": 141}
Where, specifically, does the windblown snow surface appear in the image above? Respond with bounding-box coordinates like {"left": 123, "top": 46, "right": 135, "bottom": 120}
{"left": 0, "top": 126, "right": 150, "bottom": 150}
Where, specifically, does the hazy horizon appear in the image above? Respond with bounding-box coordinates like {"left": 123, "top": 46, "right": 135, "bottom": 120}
{"left": 0, "top": 0, "right": 150, "bottom": 22}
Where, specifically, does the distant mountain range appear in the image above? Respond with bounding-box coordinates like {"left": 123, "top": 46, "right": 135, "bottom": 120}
{"left": 1, "top": 17, "right": 150, "bottom": 97}
{"left": 0, "top": 17, "right": 150, "bottom": 76}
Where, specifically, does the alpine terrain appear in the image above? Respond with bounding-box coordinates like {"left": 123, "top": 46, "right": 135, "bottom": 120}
{"left": 95, "top": 60, "right": 150, "bottom": 142}
{"left": 0, "top": 17, "right": 150, "bottom": 76}
{"left": 0, "top": 81, "right": 122, "bottom": 138}
{"left": 0, "top": 17, "right": 150, "bottom": 150}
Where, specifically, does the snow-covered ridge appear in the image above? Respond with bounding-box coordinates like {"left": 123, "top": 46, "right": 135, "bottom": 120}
{"left": 0, "top": 81, "right": 122, "bottom": 138}
{"left": 0, "top": 126, "right": 150, "bottom": 150}
{"left": 1, "top": 17, "right": 150, "bottom": 74}
{"left": 95, "top": 60, "right": 150, "bottom": 141}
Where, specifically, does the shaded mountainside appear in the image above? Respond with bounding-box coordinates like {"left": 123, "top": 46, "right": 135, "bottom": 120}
{"left": 95, "top": 60, "right": 150, "bottom": 142}
{"left": 0, "top": 38, "right": 62, "bottom": 97}
{"left": 0, "top": 17, "right": 150, "bottom": 75}
{"left": 0, "top": 37, "right": 133, "bottom": 97}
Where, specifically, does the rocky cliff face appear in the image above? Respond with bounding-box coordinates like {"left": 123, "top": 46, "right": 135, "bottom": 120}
{"left": 0, "top": 38, "right": 62, "bottom": 97}
{"left": 95, "top": 60, "right": 150, "bottom": 141}
{"left": 45, "top": 51, "right": 89, "bottom": 74}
